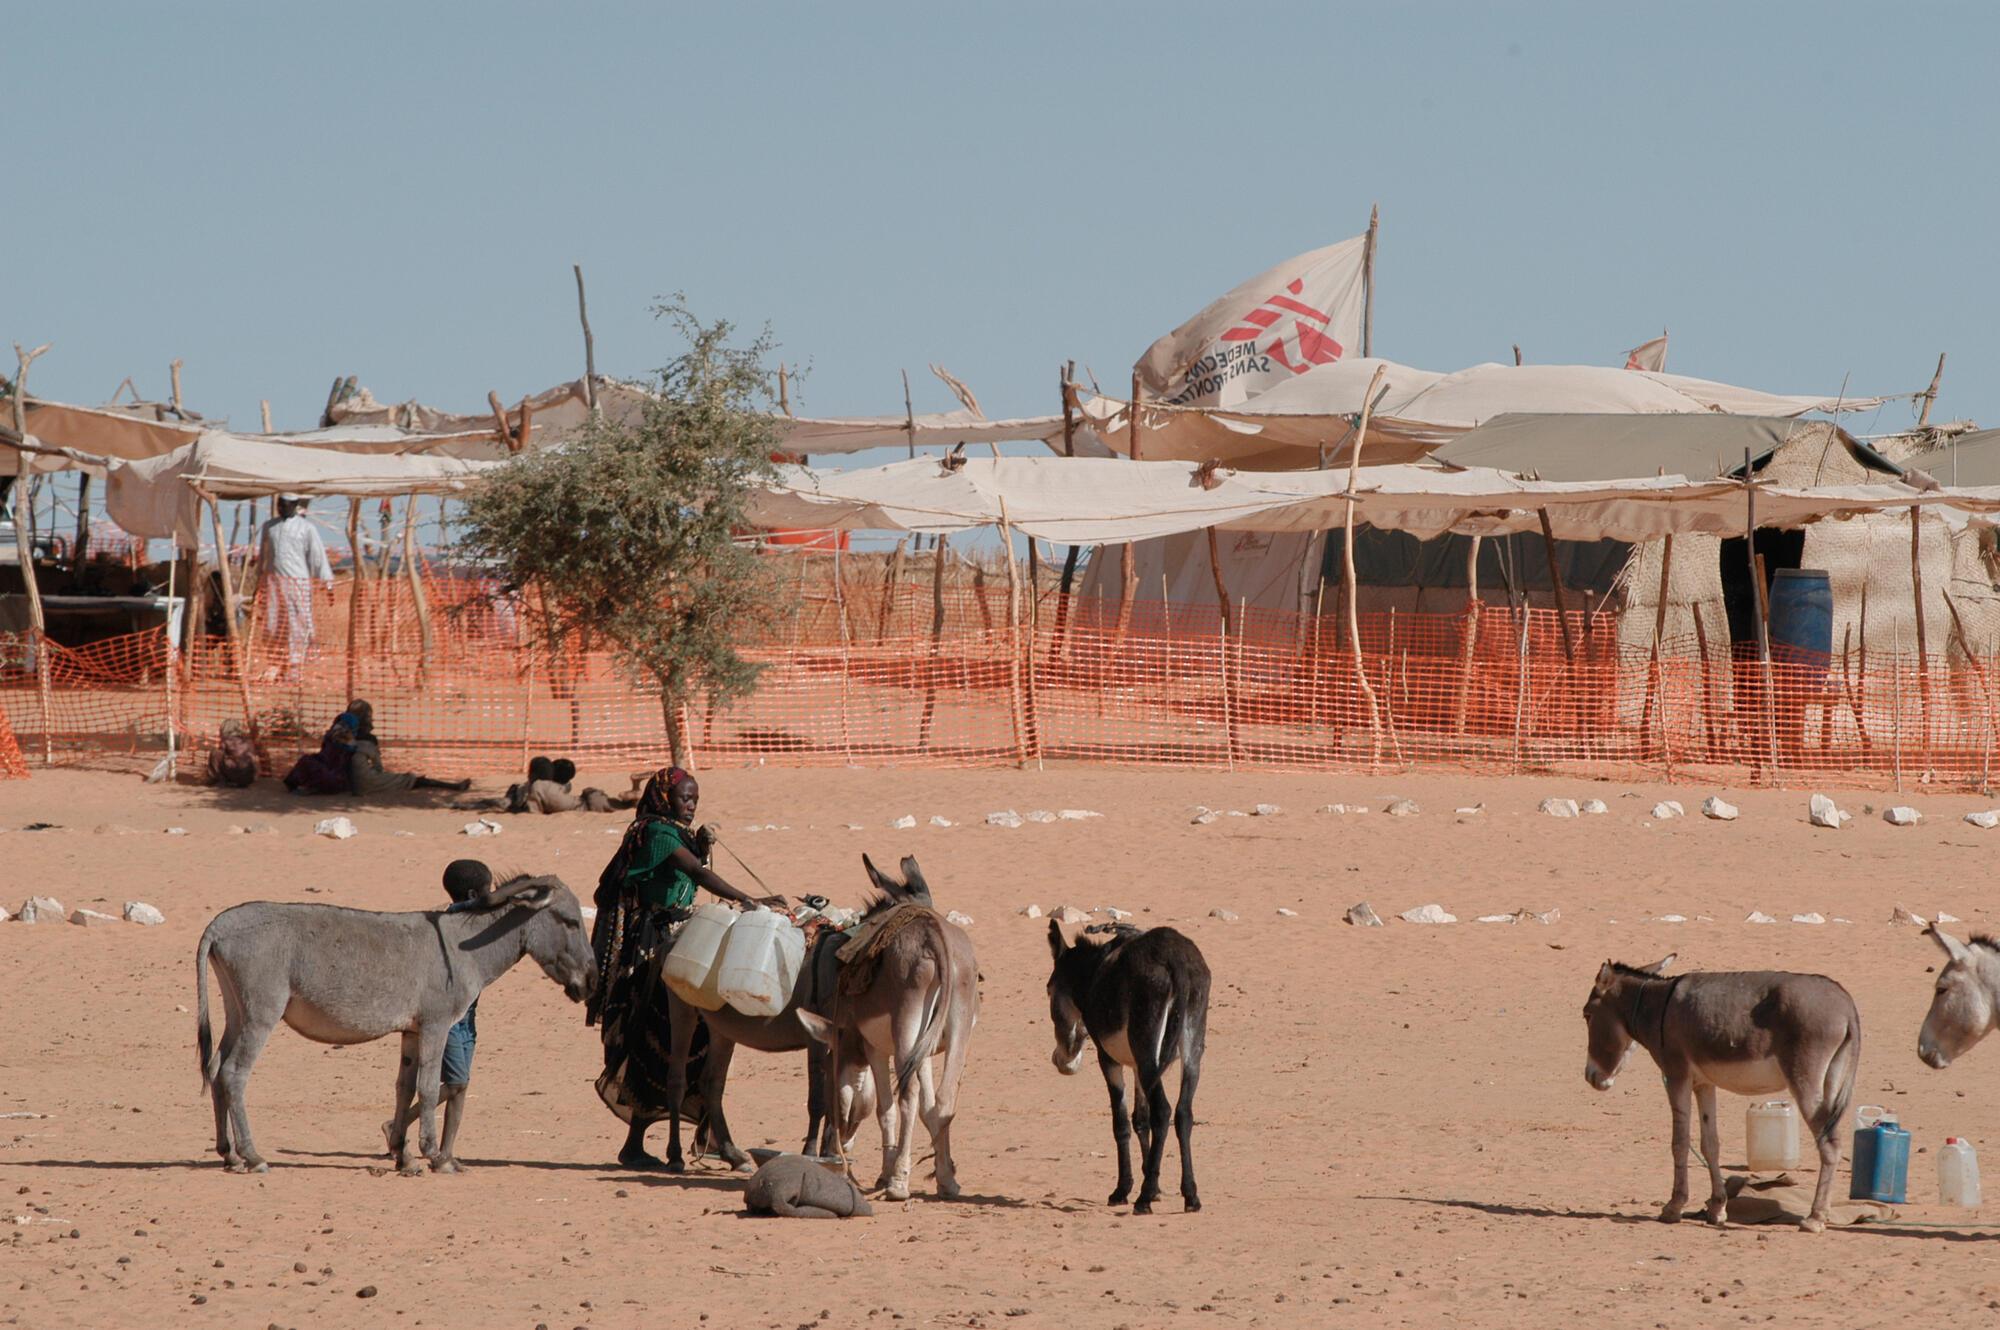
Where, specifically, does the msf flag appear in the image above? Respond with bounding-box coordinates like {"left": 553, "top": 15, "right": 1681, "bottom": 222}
{"left": 1622, "top": 333, "right": 1668, "bottom": 373}
{"left": 1134, "top": 236, "right": 1368, "bottom": 409}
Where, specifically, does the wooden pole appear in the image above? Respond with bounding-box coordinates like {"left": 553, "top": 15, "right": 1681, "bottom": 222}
{"left": 833, "top": 544, "right": 854, "bottom": 764}
{"left": 1745, "top": 449, "right": 1777, "bottom": 776}
{"left": 777, "top": 364, "right": 791, "bottom": 417}
{"left": 1051, "top": 365, "right": 1082, "bottom": 662}
{"left": 1640, "top": 534, "right": 1675, "bottom": 742}
{"left": 1452, "top": 535, "right": 1482, "bottom": 736}
{"left": 1693, "top": 601, "right": 1721, "bottom": 759}
{"left": 1911, "top": 504, "right": 1931, "bottom": 762}
{"left": 997, "top": 499, "right": 1031, "bottom": 766}
{"left": 918, "top": 534, "right": 949, "bottom": 750}
{"left": 11, "top": 341, "right": 54, "bottom": 761}
{"left": 1205, "top": 527, "right": 1234, "bottom": 637}
{"left": 1344, "top": 364, "right": 1389, "bottom": 763}
{"left": 573, "top": 264, "right": 598, "bottom": 416}
{"left": 169, "top": 358, "right": 185, "bottom": 415}
{"left": 404, "top": 495, "right": 434, "bottom": 685}
{"left": 1115, "top": 372, "right": 1142, "bottom": 644}
{"left": 1918, "top": 352, "right": 1946, "bottom": 428}
{"left": 902, "top": 369, "right": 917, "bottom": 460}
{"left": 876, "top": 537, "right": 907, "bottom": 642}
{"left": 260, "top": 399, "right": 273, "bottom": 433}
{"left": 1512, "top": 344, "right": 1523, "bottom": 367}
{"left": 345, "top": 499, "right": 364, "bottom": 699}
{"left": 206, "top": 495, "right": 259, "bottom": 736}
{"left": 1362, "top": 203, "right": 1378, "bottom": 359}
{"left": 72, "top": 473, "right": 92, "bottom": 567}
{"left": 1537, "top": 507, "right": 1576, "bottom": 663}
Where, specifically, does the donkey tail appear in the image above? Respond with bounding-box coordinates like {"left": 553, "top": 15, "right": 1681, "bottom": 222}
{"left": 1817, "top": 1006, "right": 1861, "bottom": 1147}
{"left": 893, "top": 914, "right": 951, "bottom": 1103}
{"left": 196, "top": 927, "right": 220, "bottom": 1092}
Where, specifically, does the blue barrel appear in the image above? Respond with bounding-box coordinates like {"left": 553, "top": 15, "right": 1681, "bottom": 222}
{"left": 1850, "top": 1116, "right": 1910, "bottom": 1203}
{"left": 1768, "top": 568, "right": 1833, "bottom": 668}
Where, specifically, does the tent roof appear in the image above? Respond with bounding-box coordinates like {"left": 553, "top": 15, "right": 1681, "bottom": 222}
{"left": 1430, "top": 414, "right": 1903, "bottom": 483}
{"left": 1900, "top": 429, "right": 2000, "bottom": 489}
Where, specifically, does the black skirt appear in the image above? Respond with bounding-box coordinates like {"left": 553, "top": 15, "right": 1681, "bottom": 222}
{"left": 595, "top": 907, "right": 709, "bottom": 1130}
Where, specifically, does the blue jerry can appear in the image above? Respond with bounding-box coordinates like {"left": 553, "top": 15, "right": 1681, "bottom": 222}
{"left": 1849, "top": 1108, "right": 1910, "bottom": 1204}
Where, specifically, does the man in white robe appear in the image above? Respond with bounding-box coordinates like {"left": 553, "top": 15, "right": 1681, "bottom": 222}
{"left": 256, "top": 495, "right": 334, "bottom": 675}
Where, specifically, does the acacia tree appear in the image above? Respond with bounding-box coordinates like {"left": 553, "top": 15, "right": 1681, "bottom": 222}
{"left": 457, "top": 300, "right": 782, "bottom": 767}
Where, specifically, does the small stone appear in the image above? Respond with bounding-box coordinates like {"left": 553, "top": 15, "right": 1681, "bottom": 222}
{"left": 1514, "top": 907, "right": 1559, "bottom": 925}
{"left": 1208, "top": 908, "right": 1239, "bottom": 921}
{"left": 1384, "top": 798, "right": 1420, "bottom": 817}
{"left": 1937, "top": 911, "right": 1962, "bottom": 924}
{"left": 1097, "top": 906, "right": 1133, "bottom": 921}
{"left": 842, "top": 824, "right": 864, "bottom": 832}
{"left": 1475, "top": 914, "right": 1516, "bottom": 924}
{"left": 985, "top": 810, "right": 1023, "bottom": 828}
{"left": 890, "top": 815, "right": 917, "bottom": 830}
{"left": 1884, "top": 805, "right": 1922, "bottom": 826}
{"left": 314, "top": 817, "right": 358, "bottom": 840}
{"left": 1455, "top": 805, "right": 1484, "bottom": 815}
{"left": 70, "top": 908, "right": 120, "bottom": 928}
{"left": 1019, "top": 904, "right": 1044, "bottom": 919}
{"left": 1889, "top": 905, "right": 1927, "bottom": 926}
{"left": 1579, "top": 799, "right": 1608, "bottom": 815}
{"left": 1656, "top": 914, "right": 1688, "bottom": 923}
{"left": 1057, "top": 809, "right": 1102, "bottom": 821}
{"left": 460, "top": 818, "right": 503, "bottom": 837}
{"left": 1745, "top": 911, "right": 1778, "bottom": 924}
{"left": 1345, "top": 902, "right": 1383, "bottom": 928}
{"left": 614, "top": 1189, "right": 629, "bottom": 1199}
{"left": 1792, "top": 913, "right": 1826, "bottom": 925}
{"left": 1963, "top": 810, "right": 2000, "bottom": 829}
{"left": 356, "top": 1285, "right": 377, "bottom": 1299}
{"left": 1538, "top": 798, "right": 1579, "bottom": 819}
{"left": 1053, "top": 906, "right": 1089, "bottom": 925}
{"left": 1275, "top": 907, "right": 1300, "bottom": 918}
{"left": 1651, "top": 801, "right": 1685, "bottom": 820}
{"left": 122, "top": 902, "right": 166, "bottom": 926}
{"left": 1399, "top": 903, "right": 1456, "bottom": 924}
{"left": 164, "top": 827, "right": 188, "bottom": 837}
{"left": 1809, "top": 794, "right": 1850, "bottom": 829}
{"left": 1251, "top": 804, "right": 1280, "bottom": 817}
{"left": 1701, "top": 797, "right": 1739, "bottom": 821}
{"left": 945, "top": 910, "right": 974, "bottom": 928}
{"left": 16, "top": 895, "right": 65, "bottom": 924}
{"left": 1026, "top": 810, "right": 1057, "bottom": 824}
{"left": 294, "top": 1262, "right": 308, "bottom": 1273}
{"left": 927, "top": 815, "right": 953, "bottom": 828}
{"left": 1191, "top": 811, "right": 1220, "bottom": 825}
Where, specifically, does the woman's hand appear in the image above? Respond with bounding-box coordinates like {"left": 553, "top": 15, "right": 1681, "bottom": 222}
{"left": 757, "top": 895, "right": 789, "bottom": 910}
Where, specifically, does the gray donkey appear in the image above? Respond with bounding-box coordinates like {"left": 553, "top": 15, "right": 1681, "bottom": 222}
{"left": 1917, "top": 926, "right": 2000, "bottom": 1070}
{"left": 195, "top": 874, "right": 596, "bottom": 1175}
{"left": 1582, "top": 955, "right": 1860, "bottom": 1231}
{"left": 1046, "top": 921, "right": 1211, "bottom": 1215}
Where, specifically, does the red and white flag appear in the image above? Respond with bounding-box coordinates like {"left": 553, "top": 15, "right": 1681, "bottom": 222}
{"left": 1622, "top": 332, "right": 1668, "bottom": 372}
{"left": 1134, "top": 236, "right": 1368, "bottom": 409}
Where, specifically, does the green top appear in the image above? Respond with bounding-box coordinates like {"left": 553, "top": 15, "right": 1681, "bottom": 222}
{"left": 626, "top": 820, "right": 698, "bottom": 912}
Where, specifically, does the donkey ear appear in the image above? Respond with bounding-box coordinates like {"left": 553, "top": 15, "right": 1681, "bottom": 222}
{"left": 861, "top": 853, "right": 896, "bottom": 894}
{"left": 1640, "top": 953, "right": 1677, "bottom": 976}
{"left": 796, "top": 1010, "right": 834, "bottom": 1046}
{"left": 1927, "top": 925, "right": 1971, "bottom": 965}
{"left": 1048, "top": 918, "right": 1071, "bottom": 959}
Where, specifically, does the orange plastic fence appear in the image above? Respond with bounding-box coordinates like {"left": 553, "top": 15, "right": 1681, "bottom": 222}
{"left": 0, "top": 693, "right": 25, "bottom": 778}
{"left": 6, "top": 573, "right": 1999, "bottom": 789}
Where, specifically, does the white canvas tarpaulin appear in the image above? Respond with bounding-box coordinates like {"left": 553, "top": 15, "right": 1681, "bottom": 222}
{"left": 1078, "top": 361, "right": 1900, "bottom": 470}
{"left": 3, "top": 398, "right": 203, "bottom": 475}
{"left": 768, "top": 409, "right": 1065, "bottom": 454}
{"left": 102, "top": 431, "right": 504, "bottom": 549}
{"left": 1135, "top": 236, "right": 1369, "bottom": 408}
{"left": 327, "top": 376, "right": 647, "bottom": 441}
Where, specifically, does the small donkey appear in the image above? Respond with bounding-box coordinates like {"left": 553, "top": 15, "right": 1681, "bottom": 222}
{"left": 1046, "top": 921, "right": 1211, "bottom": 1214}
{"left": 1917, "top": 926, "right": 2000, "bottom": 1070}
{"left": 1582, "top": 955, "right": 1860, "bottom": 1231}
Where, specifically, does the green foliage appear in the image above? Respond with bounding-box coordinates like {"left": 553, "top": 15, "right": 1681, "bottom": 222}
{"left": 457, "top": 299, "right": 782, "bottom": 734}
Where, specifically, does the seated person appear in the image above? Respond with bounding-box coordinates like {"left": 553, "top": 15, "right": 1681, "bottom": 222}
{"left": 283, "top": 712, "right": 359, "bottom": 795}
{"left": 345, "top": 697, "right": 469, "bottom": 796}
{"left": 507, "top": 757, "right": 618, "bottom": 813}
{"left": 205, "top": 720, "right": 261, "bottom": 788}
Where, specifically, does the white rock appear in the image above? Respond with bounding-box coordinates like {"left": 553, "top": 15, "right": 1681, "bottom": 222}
{"left": 461, "top": 818, "right": 503, "bottom": 837}
{"left": 17, "top": 895, "right": 66, "bottom": 923}
{"left": 164, "top": 827, "right": 188, "bottom": 837}
{"left": 314, "top": 817, "right": 358, "bottom": 840}
{"left": 1475, "top": 914, "right": 1517, "bottom": 924}
{"left": 1191, "top": 810, "right": 1221, "bottom": 825}
{"left": 1702, "top": 797, "right": 1739, "bottom": 821}
{"left": 1455, "top": 805, "right": 1484, "bottom": 816}
{"left": 1275, "top": 907, "right": 1300, "bottom": 918}
{"left": 843, "top": 824, "right": 865, "bottom": 832}
{"left": 1316, "top": 803, "right": 1348, "bottom": 814}
{"left": 1400, "top": 903, "right": 1456, "bottom": 924}
{"left": 1656, "top": 914, "right": 1688, "bottom": 924}
{"left": 122, "top": 902, "right": 165, "bottom": 926}
{"left": 580, "top": 906, "right": 597, "bottom": 922}
{"left": 1745, "top": 911, "right": 1778, "bottom": 924}
{"left": 985, "top": 810, "right": 1023, "bottom": 828}
{"left": 1937, "top": 911, "right": 1962, "bottom": 924}
{"left": 1052, "top": 905, "right": 1090, "bottom": 925}
{"left": 1225, "top": 810, "right": 1247, "bottom": 818}
{"left": 1345, "top": 902, "right": 1383, "bottom": 928}
{"left": 1964, "top": 810, "right": 2000, "bottom": 830}
{"left": 1018, "top": 904, "right": 1044, "bottom": 919}
{"left": 1097, "top": 907, "right": 1133, "bottom": 921}
{"left": 1809, "top": 794, "right": 1851, "bottom": 829}
{"left": 1208, "top": 907, "right": 1239, "bottom": 922}
{"left": 1652, "top": 801, "right": 1685, "bottom": 820}
{"left": 1251, "top": 804, "right": 1280, "bottom": 817}
{"left": 1538, "top": 797, "right": 1580, "bottom": 819}
{"left": 928, "top": 815, "right": 954, "bottom": 828}
{"left": 1889, "top": 905, "right": 1927, "bottom": 926}
{"left": 1384, "top": 799, "right": 1420, "bottom": 817}
{"left": 393, "top": 830, "right": 415, "bottom": 838}
{"left": 1057, "top": 809, "right": 1102, "bottom": 821}
{"left": 1792, "top": 913, "right": 1827, "bottom": 925}
{"left": 0, "top": 905, "right": 9, "bottom": 922}
{"left": 1514, "top": 907, "right": 1560, "bottom": 925}
{"left": 945, "top": 910, "right": 974, "bottom": 928}
{"left": 1884, "top": 805, "right": 1922, "bottom": 826}
{"left": 891, "top": 814, "right": 918, "bottom": 830}
{"left": 1026, "top": 810, "right": 1057, "bottom": 824}
{"left": 70, "top": 908, "right": 120, "bottom": 928}
{"left": 1579, "top": 799, "right": 1609, "bottom": 815}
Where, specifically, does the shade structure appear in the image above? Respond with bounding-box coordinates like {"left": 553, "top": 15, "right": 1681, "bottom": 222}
{"left": 1429, "top": 413, "right": 1901, "bottom": 483}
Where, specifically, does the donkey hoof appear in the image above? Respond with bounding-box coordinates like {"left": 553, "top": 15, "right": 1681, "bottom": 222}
{"left": 936, "top": 1179, "right": 962, "bottom": 1200}
{"left": 1798, "top": 1214, "right": 1826, "bottom": 1234}
{"left": 1108, "top": 1188, "right": 1131, "bottom": 1206}
{"left": 1133, "top": 1198, "right": 1156, "bottom": 1216}
{"left": 1656, "top": 1205, "right": 1684, "bottom": 1225}
{"left": 432, "top": 1157, "right": 462, "bottom": 1175}
{"left": 1184, "top": 1195, "right": 1202, "bottom": 1214}
{"left": 885, "top": 1181, "right": 911, "bottom": 1202}
{"left": 1703, "top": 1201, "right": 1728, "bottom": 1227}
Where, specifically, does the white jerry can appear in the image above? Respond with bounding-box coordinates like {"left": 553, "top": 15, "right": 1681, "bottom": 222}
{"left": 662, "top": 903, "right": 738, "bottom": 1011}
{"left": 716, "top": 907, "right": 806, "bottom": 1017}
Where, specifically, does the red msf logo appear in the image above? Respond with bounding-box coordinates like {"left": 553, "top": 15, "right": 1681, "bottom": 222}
{"left": 1219, "top": 276, "right": 1343, "bottom": 374}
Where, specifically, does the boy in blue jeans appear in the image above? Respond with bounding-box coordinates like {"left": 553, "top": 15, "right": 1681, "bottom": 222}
{"left": 385, "top": 859, "right": 490, "bottom": 1166}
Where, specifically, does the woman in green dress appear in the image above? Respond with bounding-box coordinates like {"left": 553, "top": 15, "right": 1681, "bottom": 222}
{"left": 587, "top": 765, "right": 782, "bottom": 1169}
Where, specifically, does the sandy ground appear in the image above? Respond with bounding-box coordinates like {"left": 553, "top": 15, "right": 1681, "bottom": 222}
{"left": 4, "top": 763, "right": 2000, "bottom": 1330}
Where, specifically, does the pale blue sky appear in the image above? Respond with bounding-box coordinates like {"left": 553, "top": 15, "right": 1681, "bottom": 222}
{"left": 12, "top": 2, "right": 1998, "bottom": 454}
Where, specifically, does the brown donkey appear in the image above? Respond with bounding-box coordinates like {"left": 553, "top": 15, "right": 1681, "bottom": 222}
{"left": 1582, "top": 954, "right": 1860, "bottom": 1231}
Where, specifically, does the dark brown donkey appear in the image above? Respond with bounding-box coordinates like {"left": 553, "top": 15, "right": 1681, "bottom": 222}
{"left": 1581, "top": 955, "right": 1861, "bottom": 1232}
{"left": 1047, "top": 922, "right": 1211, "bottom": 1214}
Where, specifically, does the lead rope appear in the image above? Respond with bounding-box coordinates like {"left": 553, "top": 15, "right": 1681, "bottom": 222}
{"left": 708, "top": 830, "right": 780, "bottom": 900}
